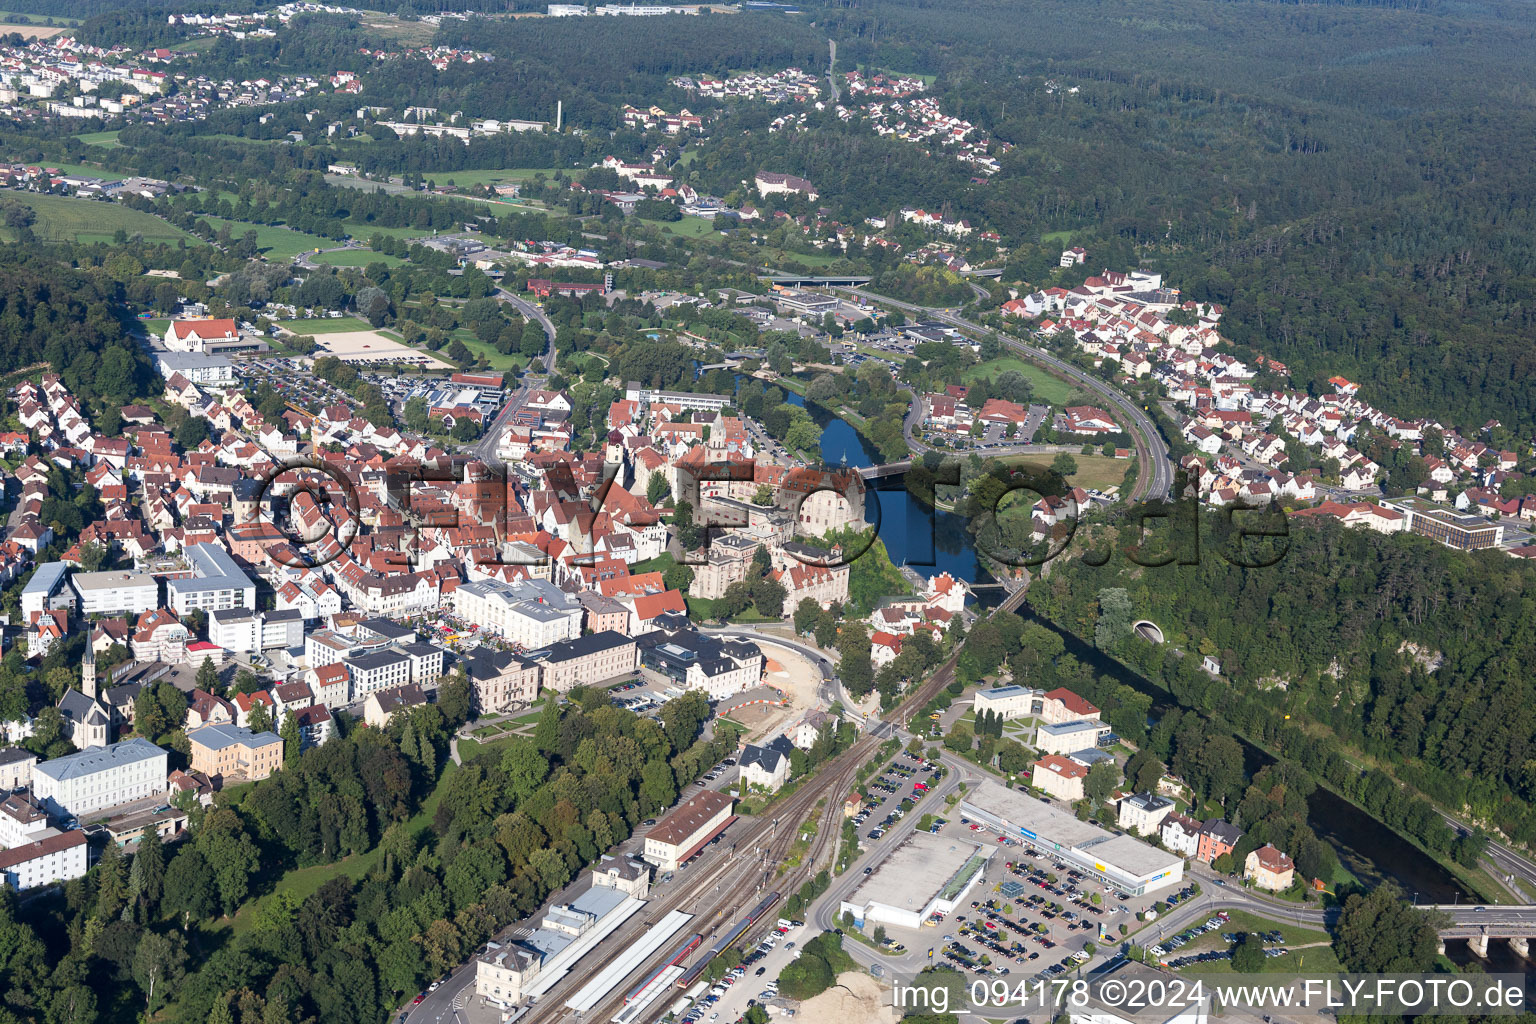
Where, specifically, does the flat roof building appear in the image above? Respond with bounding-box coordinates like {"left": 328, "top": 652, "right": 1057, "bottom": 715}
{"left": 972, "top": 684, "right": 1039, "bottom": 721}
{"left": 156, "top": 351, "right": 234, "bottom": 385}
{"left": 1380, "top": 496, "right": 1504, "bottom": 551}
{"left": 476, "top": 867, "right": 647, "bottom": 1008}
{"left": 960, "top": 779, "right": 1183, "bottom": 897}
{"left": 20, "top": 562, "right": 72, "bottom": 622}
{"left": 70, "top": 570, "right": 160, "bottom": 616}
{"left": 1069, "top": 960, "right": 1208, "bottom": 1024}
{"left": 838, "top": 831, "right": 993, "bottom": 931}
{"left": 1036, "top": 719, "right": 1112, "bottom": 756}
{"left": 167, "top": 543, "right": 256, "bottom": 616}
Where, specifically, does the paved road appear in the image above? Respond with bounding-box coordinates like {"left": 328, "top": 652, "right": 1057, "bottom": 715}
{"left": 467, "top": 290, "right": 557, "bottom": 468}
{"left": 812, "top": 748, "right": 979, "bottom": 944}
{"left": 494, "top": 286, "right": 558, "bottom": 375}
{"left": 839, "top": 287, "right": 1172, "bottom": 502}
{"left": 291, "top": 242, "right": 363, "bottom": 270}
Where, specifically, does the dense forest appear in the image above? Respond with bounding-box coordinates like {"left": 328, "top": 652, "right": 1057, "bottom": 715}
{"left": 0, "top": 237, "right": 164, "bottom": 405}
{"left": 1027, "top": 506, "right": 1536, "bottom": 848}
{"left": 799, "top": 0, "right": 1536, "bottom": 433}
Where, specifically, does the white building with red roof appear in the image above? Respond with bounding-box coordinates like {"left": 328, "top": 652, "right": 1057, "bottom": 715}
{"left": 1040, "top": 687, "right": 1100, "bottom": 726}
{"left": 164, "top": 319, "right": 239, "bottom": 353}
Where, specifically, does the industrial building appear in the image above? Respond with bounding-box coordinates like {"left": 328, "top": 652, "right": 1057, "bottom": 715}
{"left": 960, "top": 780, "right": 1183, "bottom": 897}
{"left": 642, "top": 790, "right": 735, "bottom": 871}
{"left": 838, "top": 831, "right": 993, "bottom": 931}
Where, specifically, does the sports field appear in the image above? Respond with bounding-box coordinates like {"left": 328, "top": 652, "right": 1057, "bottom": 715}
{"left": 436, "top": 167, "right": 566, "bottom": 189}
{"left": 275, "top": 317, "right": 372, "bottom": 334}
{"left": 74, "top": 130, "right": 121, "bottom": 147}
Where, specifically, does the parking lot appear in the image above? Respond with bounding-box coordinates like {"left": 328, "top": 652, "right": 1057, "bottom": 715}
{"left": 1149, "top": 915, "right": 1294, "bottom": 969}
{"left": 676, "top": 919, "right": 805, "bottom": 1024}
{"left": 903, "top": 812, "right": 1206, "bottom": 988}
{"left": 851, "top": 750, "right": 948, "bottom": 852}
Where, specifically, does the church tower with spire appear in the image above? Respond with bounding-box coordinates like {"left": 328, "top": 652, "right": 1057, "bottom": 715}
{"left": 59, "top": 637, "right": 109, "bottom": 749}
{"left": 81, "top": 638, "right": 96, "bottom": 702}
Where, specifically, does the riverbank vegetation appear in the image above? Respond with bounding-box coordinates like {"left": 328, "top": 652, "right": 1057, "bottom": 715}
{"left": 1028, "top": 507, "right": 1536, "bottom": 870}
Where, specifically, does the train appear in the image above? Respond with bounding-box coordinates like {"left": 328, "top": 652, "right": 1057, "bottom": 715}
{"left": 623, "top": 934, "right": 703, "bottom": 1004}
{"left": 676, "top": 892, "right": 782, "bottom": 988}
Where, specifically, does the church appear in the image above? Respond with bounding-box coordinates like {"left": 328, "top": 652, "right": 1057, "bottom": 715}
{"left": 57, "top": 643, "right": 111, "bottom": 750}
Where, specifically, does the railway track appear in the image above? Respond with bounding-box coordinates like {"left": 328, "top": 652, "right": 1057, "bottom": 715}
{"left": 523, "top": 583, "right": 1037, "bottom": 1024}
{"left": 527, "top": 735, "right": 882, "bottom": 1024}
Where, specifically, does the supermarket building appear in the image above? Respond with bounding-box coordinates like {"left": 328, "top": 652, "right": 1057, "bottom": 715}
{"left": 960, "top": 779, "right": 1183, "bottom": 897}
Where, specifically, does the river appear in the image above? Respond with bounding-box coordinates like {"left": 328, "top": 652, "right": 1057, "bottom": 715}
{"left": 786, "top": 391, "right": 994, "bottom": 591}
{"left": 783, "top": 389, "right": 1466, "bottom": 901}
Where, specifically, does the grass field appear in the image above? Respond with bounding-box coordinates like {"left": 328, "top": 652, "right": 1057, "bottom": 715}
{"left": 356, "top": 12, "right": 437, "bottom": 44}
{"left": 199, "top": 133, "right": 284, "bottom": 146}
{"left": 963, "top": 354, "right": 1078, "bottom": 405}
{"left": 768, "top": 248, "right": 844, "bottom": 268}
{"left": 0, "top": 192, "right": 193, "bottom": 245}
{"left": 0, "top": 9, "right": 83, "bottom": 24}
{"left": 73, "top": 129, "right": 121, "bottom": 148}
{"left": 455, "top": 734, "right": 523, "bottom": 762}
{"left": 275, "top": 316, "right": 373, "bottom": 335}
{"left": 630, "top": 552, "right": 678, "bottom": 575}
{"left": 46, "top": 161, "right": 126, "bottom": 181}
{"left": 661, "top": 216, "right": 730, "bottom": 239}
{"left": 435, "top": 167, "right": 567, "bottom": 189}
{"left": 201, "top": 216, "right": 336, "bottom": 261}
{"left": 348, "top": 222, "right": 438, "bottom": 242}
{"left": 1040, "top": 229, "right": 1077, "bottom": 244}
{"left": 0, "top": 21, "right": 68, "bottom": 37}
{"left": 1006, "top": 453, "right": 1130, "bottom": 492}
{"left": 450, "top": 330, "right": 525, "bottom": 372}
{"left": 311, "top": 248, "right": 406, "bottom": 268}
